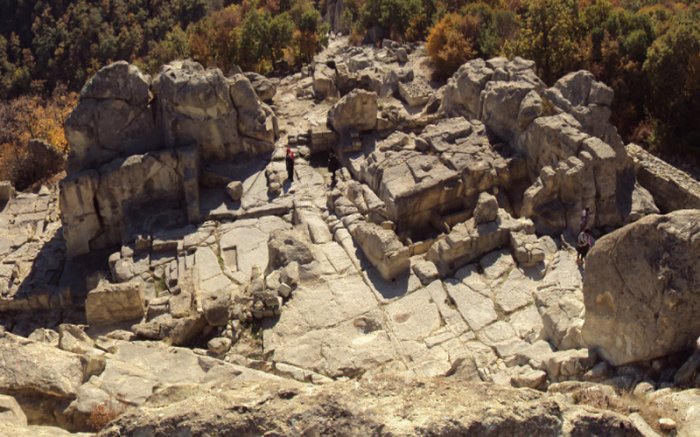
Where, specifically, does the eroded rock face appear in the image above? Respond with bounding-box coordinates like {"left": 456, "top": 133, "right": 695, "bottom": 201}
{"left": 61, "top": 60, "right": 275, "bottom": 257}
{"left": 328, "top": 89, "right": 378, "bottom": 133}
{"left": 60, "top": 147, "right": 199, "bottom": 257}
{"left": 0, "top": 332, "right": 85, "bottom": 426}
{"left": 582, "top": 210, "right": 700, "bottom": 365}
{"left": 155, "top": 60, "right": 240, "bottom": 160}
{"left": 65, "top": 61, "right": 159, "bottom": 173}
{"left": 439, "top": 57, "right": 642, "bottom": 234}
{"left": 98, "top": 375, "right": 640, "bottom": 437}
{"left": 85, "top": 281, "right": 145, "bottom": 326}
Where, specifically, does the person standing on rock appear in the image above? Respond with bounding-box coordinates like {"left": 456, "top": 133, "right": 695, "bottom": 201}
{"left": 285, "top": 147, "right": 295, "bottom": 182}
{"left": 577, "top": 228, "right": 594, "bottom": 265}
{"left": 328, "top": 152, "right": 340, "bottom": 188}
{"left": 580, "top": 207, "right": 590, "bottom": 231}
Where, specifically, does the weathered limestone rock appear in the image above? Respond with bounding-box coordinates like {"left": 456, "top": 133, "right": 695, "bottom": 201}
{"left": 154, "top": 60, "right": 239, "bottom": 159}
{"left": 0, "top": 333, "right": 85, "bottom": 426}
{"left": 426, "top": 210, "right": 534, "bottom": 276}
{"left": 412, "top": 260, "right": 439, "bottom": 285}
{"left": 228, "top": 73, "right": 278, "bottom": 148}
{"left": 352, "top": 119, "right": 527, "bottom": 233}
{"left": 244, "top": 72, "right": 277, "bottom": 102}
{"left": 98, "top": 375, "right": 642, "bottom": 436}
{"left": 60, "top": 146, "right": 199, "bottom": 257}
{"left": 226, "top": 181, "right": 243, "bottom": 201}
{"left": 267, "top": 229, "right": 316, "bottom": 272}
{"left": 398, "top": 78, "right": 432, "bottom": 107}
{"left": 352, "top": 221, "right": 410, "bottom": 280}
{"left": 439, "top": 57, "right": 635, "bottom": 234}
{"left": 543, "top": 349, "right": 597, "bottom": 381}
{"left": 313, "top": 63, "right": 338, "bottom": 100}
{"left": 207, "top": 337, "right": 232, "bottom": 355}
{"left": 64, "top": 61, "right": 159, "bottom": 172}
{"left": 58, "top": 324, "right": 95, "bottom": 355}
{"left": 328, "top": 89, "right": 378, "bottom": 133}
{"left": 473, "top": 192, "right": 499, "bottom": 224}
{"left": 85, "top": 281, "right": 145, "bottom": 326}
{"left": 627, "top": 143, "right": 700, "bottom": 213}
{"left": 0, "top": 394, "right": 27, "bottom": 425}
{"left": 480, "top": 80, "right": 537, "bottom": 144}
{"left": 0, "top": 180, "right": 14, "bottom": 201}
{"left": 548, "top": 70, "right": 622, "bottom": 148}
{"left": 582, "top": 210, "right": 700, "bottom": 365}
{"left": 58, "top": 171, "right": 101, "bottom": 257}
{"left": 510, "top": 232, "right": 546, "bottom": 266}
{"left": 94, "top": 151, "right": 185, "bottom": 244}
{"left": 440, "top": 58, "right": 494, "bottom": 118}
{"left": 193, "top": 247, "right": 233, "bottom": 327}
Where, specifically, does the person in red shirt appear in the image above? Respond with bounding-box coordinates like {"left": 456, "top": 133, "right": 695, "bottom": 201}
{"left": 285, "top": 147, "right": 295, "bottom": 182}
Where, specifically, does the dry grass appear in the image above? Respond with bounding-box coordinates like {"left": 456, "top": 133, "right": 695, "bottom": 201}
{"left": 88, "top": 400, "right": 126, "bottom": 432}
{"left": 573, "top": 385, "right": 671, "bottom": 434}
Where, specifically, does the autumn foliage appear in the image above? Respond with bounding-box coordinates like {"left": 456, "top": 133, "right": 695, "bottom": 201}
{"left": 0, "top": 87, "right": 76, "bottom": 188}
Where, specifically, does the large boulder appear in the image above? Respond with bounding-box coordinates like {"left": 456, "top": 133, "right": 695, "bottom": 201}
{"left": 228, "top": 74, "right": 278, "bottom": 150}
{"left": 440, "top": 58, "right": 493, "bottom": 118}
{"left": 0, "top": 332, "right": 85, "bottom": 426}
{"left": 313, "top": 63, "right": 338, "bottom": 100}
{"left": 267, "top": 229, "right": 315, "bottom": 272}
{"left": 582, "top": 210, "right": 700, "bottom": 365}
{"left": 85, "top": 281, "right": 145, "bottom": 326}
{"left": 154, "top": 60, "right": 240, "bottom": 160}
{"left": 480, "top": 80, "right": 537, "bottom": 144}
{"left": 65, "top": 61, "right": 159, "bottom": 173}
{"left": 351, "top": 221, "right": 410, "bottom": 281}
{"left": 244, "top": 72, "right": 277, "bottom": 102}
{"left": 328, "top": 89, "right": 378, "bottom": 133}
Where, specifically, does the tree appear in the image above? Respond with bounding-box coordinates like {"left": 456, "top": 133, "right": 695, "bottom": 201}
{"left": 643, "top": 12, "right": 700, "bottom": 149}
{"left": 507, "top": 0, "right": 581, "bottom": 84}
{"left": 426, "top": 13, "right": 478, "bottom": 78}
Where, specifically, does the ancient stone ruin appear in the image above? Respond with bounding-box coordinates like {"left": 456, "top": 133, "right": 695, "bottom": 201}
{"left": 1, "top": 35, "right": 700, "bottom": 436}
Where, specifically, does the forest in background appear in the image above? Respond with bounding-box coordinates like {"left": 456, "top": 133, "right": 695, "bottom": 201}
{"left": 0, "top": 0, "right": 698, "bottom": 187}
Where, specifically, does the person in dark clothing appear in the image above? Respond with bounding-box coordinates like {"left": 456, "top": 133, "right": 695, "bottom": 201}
{"left": 576, "top": 228, "right": 594, "bottom": 265}
{"left": 285, "top": 147, "right": 295, "bottom": 181}
{"left": 580, "top": 207, "right": 590, "bottom": 231}
{"left": 328, "top": 152, "right": 340, "bottom": 188}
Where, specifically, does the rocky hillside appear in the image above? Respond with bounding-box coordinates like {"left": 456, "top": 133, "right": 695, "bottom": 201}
{"left": 1, "top": 36, "right": 700, "bottom": 436}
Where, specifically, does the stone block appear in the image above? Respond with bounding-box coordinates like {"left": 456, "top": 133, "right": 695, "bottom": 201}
{"left": 85, "top": 281, "right": 145, "bottom": 326}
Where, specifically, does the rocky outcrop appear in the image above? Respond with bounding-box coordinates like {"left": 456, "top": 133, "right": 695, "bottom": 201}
{"left": 352, "top": 221, "right": 410, "bottom": 280}
{"left": 154, "top": 61, "right": 240, "bottom": 160}
{"left": 61, "top": 60, "right": 277, "bottom": 257}
{"left": 626, "top": 143, "right": 700, "bottom": 213}
{"left": 0, "top": 332, "right": 85, "bottom": 427}
{"left": 244, "top": 72, "right": 277, "bottom": 102}
{"left": 98, "top": 375, "right": 641, "bottom": 436}
{"left": 426, "top": 208, "right": 535, "bottom": 276}
{"left": 350, "top": 119, "right": 527, "bottom": 234}
{"left": 440, "top": 57, "right": 647, "bottom": 234}
{"left": 60, "top": 147, "right": 199, "bottom": 257}
{"left": 313, "top": 63, "right": 338, "bottom": 100}
{"left": 64, "top": 61, "right": 159, "bottom": 173}
{"left": 328, "top": 89, "right": 378, "bottom": 133}
{"left": 0, "top": 180, "right": 14, "bottom": 202}
{"left": 582, "top": 210, "right": 700, "bottom": 365}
